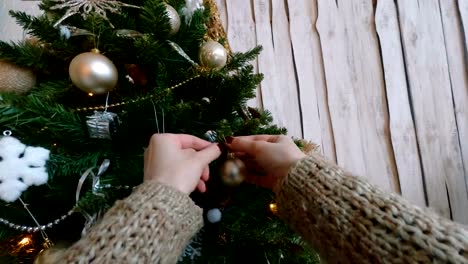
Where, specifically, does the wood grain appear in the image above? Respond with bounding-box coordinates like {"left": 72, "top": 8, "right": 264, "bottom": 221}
{"left": 316, "top": 0, "right": 367, "bottom": 177}
{"left": 375, "top": 0, "right": 426, "bottom": 207}
{"left": 286, "top": 0, "right": 336, "bottom": 160}
{"left": 439, "top": 0, "right": 468, "bottom": 195}
{"left": 458, "top": 0, "right": 468, "bottom": 54}
{"left": 337, "top": 0, "right": 397, "bottom": 192}
{"left": 396, "top": 0, "right": 468, "bottom": 223}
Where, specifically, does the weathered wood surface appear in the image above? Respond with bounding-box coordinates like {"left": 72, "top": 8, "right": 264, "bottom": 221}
{"left": 375, "top": 0, "right": 426, "bottom": 207}
{"left": 2, "top": 0, "right": 467, "bottom": 223}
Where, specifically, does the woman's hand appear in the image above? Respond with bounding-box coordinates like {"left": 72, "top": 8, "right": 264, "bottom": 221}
{"left": 144, "top": 134, "right": 221, "bottom": 194}
{"left": 227, "top": 135, "right": 306, "bottom": 193}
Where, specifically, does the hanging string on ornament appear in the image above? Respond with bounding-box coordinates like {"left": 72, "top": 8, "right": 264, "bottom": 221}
{"left": 86, "top": 93, "right": 121, "bottom": 139}
{"left": 50, "top": 0, "right": 141, "bottom": 28}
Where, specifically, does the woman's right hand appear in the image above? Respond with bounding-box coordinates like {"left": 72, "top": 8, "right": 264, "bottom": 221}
{"left": 227, "top": 135, "right": 306, "bottom": 193}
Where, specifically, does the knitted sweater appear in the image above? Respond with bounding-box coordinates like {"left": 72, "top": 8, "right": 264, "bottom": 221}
{"left": 36, "top": 154, "right": 468, "bottom": 263}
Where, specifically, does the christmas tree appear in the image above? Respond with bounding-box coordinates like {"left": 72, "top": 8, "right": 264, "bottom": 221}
{"left": 0, "top": 0, "right": 318, "bottom": 262}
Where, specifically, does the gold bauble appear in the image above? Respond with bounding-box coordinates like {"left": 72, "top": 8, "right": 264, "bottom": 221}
{"left": 165, "top": 4, "right": 181, "bottom": 35}
{"left": 0, "top": 61, "right": 36, "bottom": 93}
{"left": 198, "top": 41, "right": 228, "bottom": 70}
{"left": 220, "top": 158, "right": 246, "bottom": 186}
{"left": 69, "top": 50, "right": 118, "bottom": 94}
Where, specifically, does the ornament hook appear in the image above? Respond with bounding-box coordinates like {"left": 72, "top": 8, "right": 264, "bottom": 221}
{"left": 3, "top": 130, "right": 12, "bottom": 137}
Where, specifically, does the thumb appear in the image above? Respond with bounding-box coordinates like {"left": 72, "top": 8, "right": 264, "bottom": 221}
{"left": 196, "top": 144, "right": 222, "bottom": 164}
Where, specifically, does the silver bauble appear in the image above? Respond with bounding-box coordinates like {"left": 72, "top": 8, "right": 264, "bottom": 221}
{"left": 69, "top": 50, "right": 118, "bottom": 94}
{"left": 198, "top": 41, "right": 228, "bottom": 70}
{"left": 165, "top": 4, "right": 181, "bottom": 35}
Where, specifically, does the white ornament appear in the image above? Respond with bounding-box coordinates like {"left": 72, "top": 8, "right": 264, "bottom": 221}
{"left": 59, "top": 25, "right": 71, "bottom": 39}
{"left": 206, "top": 208, "right": 222, "bottom": 223}
{"left": 181, "top": 0, "right": 204, "bottom": 24}
{"left": 0, "top": 136, "right": 50, "bottom": 202}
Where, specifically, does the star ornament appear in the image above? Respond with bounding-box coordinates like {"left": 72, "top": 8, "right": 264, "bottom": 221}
{"left": 50, "top": 0, "right": 141, "bottom": 28}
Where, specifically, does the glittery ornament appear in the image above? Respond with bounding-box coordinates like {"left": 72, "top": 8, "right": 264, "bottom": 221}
{"left": 0, "top": 61, "right": 36, "bottom": 94}
{"left": 86, "top": 111, "right": 120, "bottom": 139}
{"left": 50, "top": 0, "right": 141, "bottom": 27}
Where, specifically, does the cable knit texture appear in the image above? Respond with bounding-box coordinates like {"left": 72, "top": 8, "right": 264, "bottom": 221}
{"left": 277, "top": 153, "right": 468, "bottom": 263}
{"left": 35, "top": 181, "right": 203, "bottom": 264}
{"left": 36, "top": 154, "right": 468, "bottom": 263}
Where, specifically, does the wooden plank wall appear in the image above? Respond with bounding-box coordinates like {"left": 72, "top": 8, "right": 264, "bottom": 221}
{"left": 217, "top": 0, "right": 468, "bottom": 224}
{"left": 1, "top": 0, "right": 467, "bottom": 224}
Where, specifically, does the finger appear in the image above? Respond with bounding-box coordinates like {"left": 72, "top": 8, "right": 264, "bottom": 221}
{"left": 228, "top": 137, "right": 267, "bottom": 155}
{"left": 232, "top": 135, "right": 281, "bottom": 143}
{"left": 196, "top": 180, "right": 207, "bottom": 193}
{"left": 201, "top": 166, "right": 210, "bottom": 181}
{"left": 195, "top": 144, "right": 222, "bottom": 164}
{"left": 175, "top": 134, "right": 212, "bottom": 150}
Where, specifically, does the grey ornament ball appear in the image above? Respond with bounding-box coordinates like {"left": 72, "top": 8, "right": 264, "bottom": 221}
{"left": 198, "top": 41, "right": 228, "bottom": 70}
{"left": 207, "top": 208, "right": 222, "bottom": 223}
{"left": 165, "top": 4, "right": 181, "bottom": 35}
{"left": 69, "top": 50, "right": 118, "bottom": 95}
{"left": 204, "top": 130, "right": 217, "bottom": 143}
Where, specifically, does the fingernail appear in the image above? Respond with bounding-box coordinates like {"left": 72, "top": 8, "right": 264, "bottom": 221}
{"left": 225, "top": 136, "right": 234, "bottom": 144}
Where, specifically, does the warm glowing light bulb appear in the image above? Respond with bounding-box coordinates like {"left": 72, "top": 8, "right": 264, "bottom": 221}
{"left": 269, "top": 203, "right": 278, "bottom": 214}
{"left": 88, "top": 93, "right": 94, "bottom": 96}
{"left": 18, "top": 236, "right": 32, "bottom": 247}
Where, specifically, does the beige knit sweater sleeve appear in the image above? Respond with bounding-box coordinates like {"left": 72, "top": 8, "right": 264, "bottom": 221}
{"left": 277, "top": 153, "right": 468, "bottom": 263}
{"left": 36, "top": 181, "right": 203, "bottom": 264}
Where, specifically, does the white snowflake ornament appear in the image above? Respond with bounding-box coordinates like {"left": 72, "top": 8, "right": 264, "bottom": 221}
{"left": 181, "top": 0, "right": 204, "bottom": 25}
{"left": 0, "top": 136, "right": 50, "bottom": 202}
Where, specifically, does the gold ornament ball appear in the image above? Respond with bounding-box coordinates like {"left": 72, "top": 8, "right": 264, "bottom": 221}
{"left": 165, "top": 4, "right": 181, "bottom": 35}
{"left": 220, "top": 157, "right": 246, "bottom": 186}
{"left": 198, "top": 41, "right": 228, "bottom": 70}
{"left": 0, "top": 60, "right": 36, "bottom": 93}
{"left": 69, "top": 50, "right": 118, "bottom": 95}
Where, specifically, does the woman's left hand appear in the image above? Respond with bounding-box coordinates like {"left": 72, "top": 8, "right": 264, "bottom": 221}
{"left": 144, "top": 134, "right": 221, "bottom": 194}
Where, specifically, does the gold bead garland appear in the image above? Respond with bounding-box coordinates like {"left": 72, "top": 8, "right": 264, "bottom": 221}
{"left": 75, "top": 75, "right": 200, "bottom": 112}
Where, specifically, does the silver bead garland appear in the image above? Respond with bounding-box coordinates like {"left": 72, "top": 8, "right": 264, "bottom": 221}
{"left": 0, "top": 184, "right": 132, "bottom": 233}
{"left": 0, "top": 209, "right": 75, "bottom": 233}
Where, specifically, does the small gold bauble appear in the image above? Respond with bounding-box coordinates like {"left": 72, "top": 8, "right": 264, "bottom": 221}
{"left": 198, "top": 40, "right": 228, "bottom": 70}
{"left": 69, "top": 50, "right": 118, "bottom": 95}
{"left": 220, "top": 157, "right": 246, "bottom": 186}
{"left": 165, "top": 3, "right": 181, "bottom": 35}
{"left": 0, "top": 60, "right": 36, "bottom": 93}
